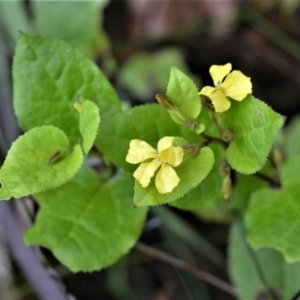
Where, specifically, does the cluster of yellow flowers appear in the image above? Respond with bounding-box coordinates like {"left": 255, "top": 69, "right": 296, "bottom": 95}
{"left": 126, "top": 63, "right": 252, "bottom": 194}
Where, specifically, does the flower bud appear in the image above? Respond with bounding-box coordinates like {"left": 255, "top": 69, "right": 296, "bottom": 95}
{"left": 155, "top": 93, "right": 177, "bottom": 111}
{"left": 156, "top": 93, "right": 186, "bottom": 122}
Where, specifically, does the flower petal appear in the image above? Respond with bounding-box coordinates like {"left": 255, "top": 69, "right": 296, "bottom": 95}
{"left": 133, "top": 158, "right": 161, "bottom": 188}
{"left": 209, "top": 89, "right": 231, "bottom": 113}
{"left": 157, "top": 137, "right": 174, "bottom": 153}
{"left": 159, "top": 146, "right": 183, "bottom": 167}
{"left": 221, "top": 70, "right": 252, "bottom": 101}
{"left": 199, "top": 86, "right": 215, "bottom": 97}
{"left": 155, "top": 164, "right": 180, "bottom": 194}
{"left": 209, "top": 63, "right": 232, "bottom": 87}
{"left": 126, "top": 139, "right": 157, "bottom": 164}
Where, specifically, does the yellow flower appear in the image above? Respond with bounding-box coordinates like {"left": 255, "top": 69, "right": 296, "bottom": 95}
{"left": 200, "top": 63, "right": 252, "bottom": 113}
{"left": 126, "top": 137, "right": 184, "bottom": 194}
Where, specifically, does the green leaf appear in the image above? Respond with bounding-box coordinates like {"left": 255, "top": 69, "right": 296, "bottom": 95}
{"left": 166, "top": 67, "right": 201, "bottom": 124}
{"left": 229, "top": 221, "right": 300, "bottom": 300}
{"left": 134, "top": 147, "right": 214, "bottom": 207}
{"left": 171, "top": 145, "right": 230, "bottom": 223}
{"left": 25, "top": 167, "right": 148, "bottom": 272}
{"left": 246, "top": 153, "right": 300, "bottom": 262}
{"left": 221, "top": 95, "right": 284, "bottom": 174}
{"left": 246, "top": 185, "right": 300, "bottom": 262}
{"left": 34, "top": 1, "right": 109, "bottom": 58}
{"left": 78, "top": 100, "right": 100, "bottom": 154}
{"left": 96, "top": 104, "right": 201, "bottom": 172}
{"left": 13, "top": 33, "right": 120, "bottom": 145}
{"left": 0, "top": 126, "right": 83, "bottom": 200}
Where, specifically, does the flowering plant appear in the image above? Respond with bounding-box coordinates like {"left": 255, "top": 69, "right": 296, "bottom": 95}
{"left": 2, "top": 33, "right": 300, "bottom": 300}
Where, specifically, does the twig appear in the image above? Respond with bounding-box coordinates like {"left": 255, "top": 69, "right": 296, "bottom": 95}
{"left": 135, "top": 242, "right": 237, "bottom": 297}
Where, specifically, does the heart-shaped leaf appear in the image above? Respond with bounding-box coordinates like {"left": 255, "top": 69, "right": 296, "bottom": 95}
{"left": 0, "top": 126, "right": 83, "bottom": 200}
{"left": 13, "top": 33, "right": 120, "bottom": 144}
{"left": 221, "top": 95, "right": 284, "bottom": 174}
{"left": 25, "top": 167, "right": 148, "bottom": 272}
